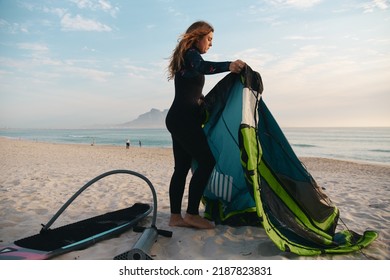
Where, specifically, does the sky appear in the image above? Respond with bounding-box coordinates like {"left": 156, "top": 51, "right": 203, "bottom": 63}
{"left": 0, "top": 0, "right": 389, "bottom": 128}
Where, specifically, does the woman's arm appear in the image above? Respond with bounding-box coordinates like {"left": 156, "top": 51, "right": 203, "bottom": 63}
{"left": 185, "top": 48, "right": 230, "bottom": 75}
{"left": 185, "top": 48, "right": 245, "bottom": 75}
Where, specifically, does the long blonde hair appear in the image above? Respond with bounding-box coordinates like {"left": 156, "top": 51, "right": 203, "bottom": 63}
{"left": 168, "top": 21, "right": 214, "bottom": 80}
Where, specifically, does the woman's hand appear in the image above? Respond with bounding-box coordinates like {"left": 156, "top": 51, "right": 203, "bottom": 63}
{"left": 229, "top": 59, "right": 246, "bottom": 73}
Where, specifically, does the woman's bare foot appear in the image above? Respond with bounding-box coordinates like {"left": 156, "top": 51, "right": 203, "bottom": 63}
{"left": 184, "top": 213, "right": 215, "bottom": 229}
{"left": 169, "top": 214, "right": 191, "bottom": 227}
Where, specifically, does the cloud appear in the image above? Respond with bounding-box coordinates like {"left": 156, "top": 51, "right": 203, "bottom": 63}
{"left": 61, "top": 13, "right": 112, "bottom": 31}
{"left": 124, "top": 65, "right": 150, "bottom": 79}
{"left": 0, "top": 19, "right": 29, "bottom": 34}
{"left": 146, "top": 24, "right": 157, "bottom": 29}
{"left": 70, "top": 0, "right": 119, "bottom": 17}
{"left": 284, "top": 35, "right": 323, "bottom": 40}
{"left": 374, "top": 0, "right": 389, "bottom": 9}
{"left": 39, "top": 3, "right": 114, "bottom": 32}
{"left": 359, "top": 0, "right": 389, "bottom": 13}
{"left": 266, "top": 0, "right": 322, "bottom": 9}
{"left": 62, "top": 65, "right": 114, "bottom": 82}
{"left": 82, "top": 46, "right": 97, "bottom": 52}
{"left": 17, "top": 43, "right": 49, "bottom": 52}
{"left": 42, "top": 7, "right": 67, "bottom": 17}
{"left": 165, "top": 6, "right": 190, "bottom": 22}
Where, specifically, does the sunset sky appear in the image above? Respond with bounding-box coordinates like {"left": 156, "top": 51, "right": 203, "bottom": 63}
{"left": 1, "top": 0, "right": 389, "bottom": 128}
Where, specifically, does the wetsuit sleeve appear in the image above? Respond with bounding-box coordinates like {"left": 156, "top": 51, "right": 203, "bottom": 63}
{"left": 185, "top": 48, "right": 231, "bottom": 75}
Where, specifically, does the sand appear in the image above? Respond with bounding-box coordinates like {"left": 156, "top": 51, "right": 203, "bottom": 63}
{"left": 0, "top": 137, "right": 389, "bottom": 260}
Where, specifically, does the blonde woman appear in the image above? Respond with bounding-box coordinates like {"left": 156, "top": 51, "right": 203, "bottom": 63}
{"left": 166, "top": 21, "right": 245, "bottom": 229}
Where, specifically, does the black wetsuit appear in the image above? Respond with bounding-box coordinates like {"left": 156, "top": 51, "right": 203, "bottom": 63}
{"left": 166, "top": 47, "right": 231, "bottom": 215}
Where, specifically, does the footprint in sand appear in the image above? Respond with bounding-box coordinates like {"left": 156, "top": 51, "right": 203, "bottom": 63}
{"left": 369, "top": 203, "right": 387, "bottom": 209}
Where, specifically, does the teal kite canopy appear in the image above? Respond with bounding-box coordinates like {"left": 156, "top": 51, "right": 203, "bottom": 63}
{"left": 201, "top": 66, "right": 378, "bottom": 256}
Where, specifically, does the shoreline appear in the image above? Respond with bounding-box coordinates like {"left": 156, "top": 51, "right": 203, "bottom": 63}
{"left": 0, "top": 137, "right": 389, "bottom": 260}
{"left": 1, "top": 136, "right": 388, "bottom": 167}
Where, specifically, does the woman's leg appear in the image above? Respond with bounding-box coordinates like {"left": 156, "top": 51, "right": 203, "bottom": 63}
{"left": 168, "top": 137, "right": 192, "bottom": 226}
{"left": 185, "top": 128, "right": 215, "bottom": 215}
{"left": 168, "top": 125, "right": 215, "bottom": 229}
{"left": 178, "top": 126, "right": 216, "bottom": 229}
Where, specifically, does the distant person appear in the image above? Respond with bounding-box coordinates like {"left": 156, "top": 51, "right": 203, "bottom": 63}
{"left": 126, "top": 139, "right": 130, "bottom": 149}
{"left": 139, "top": 140, "right": 142, "bottom": 147}
{"left": 165, "top": 20, "right": 245, "bottom": 229}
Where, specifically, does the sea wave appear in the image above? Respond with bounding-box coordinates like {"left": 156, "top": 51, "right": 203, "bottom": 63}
{"left": 292, "top": 144, "right": 317, "bottom": 148}
{"left": 1, "top": 127, "right": 389, "bottom": 165}
{"left": 369, "top": 149, "right": 390, "bottom": 154}
{"left": 67, "top": 134, "right": 95, "bottom": 139}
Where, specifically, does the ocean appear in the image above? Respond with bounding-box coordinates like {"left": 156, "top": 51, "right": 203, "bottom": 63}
{"left": 0, "top": 127, "right": 389, "bottom": 166}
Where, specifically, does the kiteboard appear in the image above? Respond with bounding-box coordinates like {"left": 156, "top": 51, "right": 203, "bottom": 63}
{"left": 0, "top": 170, "right": 154, "bottom": 260}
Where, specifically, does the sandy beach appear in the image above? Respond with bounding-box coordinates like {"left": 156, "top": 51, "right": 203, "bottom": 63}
{"left": 0, "top": 137, "right": 389, "bottom": 260}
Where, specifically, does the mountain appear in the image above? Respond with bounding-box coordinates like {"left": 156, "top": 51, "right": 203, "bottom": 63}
{"left": 119, "top": 108, "right": 168, "bottom": 128}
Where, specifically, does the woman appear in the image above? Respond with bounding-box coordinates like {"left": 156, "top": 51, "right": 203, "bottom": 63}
{"left": 166, "top": 21, "right": 245, "bottom": 229}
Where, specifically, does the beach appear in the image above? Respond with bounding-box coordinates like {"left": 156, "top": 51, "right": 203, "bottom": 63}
{"left": 0, "top": 137, "right": 389, "bottom": 260}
